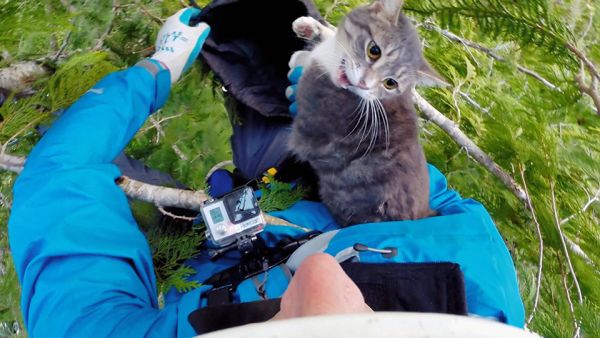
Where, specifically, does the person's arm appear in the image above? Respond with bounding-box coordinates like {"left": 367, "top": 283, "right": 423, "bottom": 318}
{"left": 8, "top": 8, "right": 209, "bottom": 337}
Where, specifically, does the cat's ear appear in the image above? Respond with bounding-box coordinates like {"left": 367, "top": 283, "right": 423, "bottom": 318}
{"left": 372, "top": 0, "right": 404, "bottom": 24}
{"left": 417, "top": 59, "right": 450, "bottom": 87}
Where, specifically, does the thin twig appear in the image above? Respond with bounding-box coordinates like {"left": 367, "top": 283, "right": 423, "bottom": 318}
{"left": 421, "top": 22, "right": 561, "bottom": 92}
{"left": 139, "top": 114, "right": 183, "bottom": 134}
{"left": 561, "top": 272, "right": 582, "bottom": 338}
{"left": 413, "top": 90, "right": 527, "bottom": 202}
{"left": 53, "top": 31, "right": 72, "bottom": 62}
{"left": 551, "top": 182, "right": 584, "bottom": 306}
{"left": 93, "top": 0, "right": 119, "bottom": 51}
{"left": 562, "top": 187, "right": 600, "bottom": 225}
{"left": 519, "top": 165, "right": 544, "bottom": 326}
{"left": 171, "top": 143, "right": 189, "bottom": 161}
{"left": 459, "top": 91, "right": 490, "bottom": 114}
{"left": 1, "top": 118, "right": 42, "bottom": 155}
{"left": 158, "top": 206, "right": 197, "bottom": 222}
{"left": 138, "top": 3, "right": 164, "bottom": 25}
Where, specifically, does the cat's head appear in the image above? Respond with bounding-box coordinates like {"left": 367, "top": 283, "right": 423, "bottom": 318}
{"left": 332, "top": 0, "right": 446, "bottom": 99}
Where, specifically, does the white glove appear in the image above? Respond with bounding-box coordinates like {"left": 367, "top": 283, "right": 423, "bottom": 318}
{"left": 151, "top": 8, "right": 210, "bottom": 85}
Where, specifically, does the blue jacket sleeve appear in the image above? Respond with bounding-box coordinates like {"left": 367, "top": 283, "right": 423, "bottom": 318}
{"left": 8, "top": 61, "right": 200, "bottom": 337}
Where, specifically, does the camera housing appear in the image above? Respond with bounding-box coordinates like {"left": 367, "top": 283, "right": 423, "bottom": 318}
{"left": 200, "top": 186, "right": 265, "bottom": 247}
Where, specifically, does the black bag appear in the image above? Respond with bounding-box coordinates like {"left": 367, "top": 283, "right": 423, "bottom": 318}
{"left": 195, "top": 0, "right": 324, "bottom": 187}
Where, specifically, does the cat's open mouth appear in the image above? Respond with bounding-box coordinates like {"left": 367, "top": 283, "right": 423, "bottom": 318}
{"left": 337, "top": 60, "right": 351, "bottom": 89}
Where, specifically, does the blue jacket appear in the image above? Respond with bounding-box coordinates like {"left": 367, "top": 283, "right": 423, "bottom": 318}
{"left": 9, "top": 64, "right": 525, "bottom": 337}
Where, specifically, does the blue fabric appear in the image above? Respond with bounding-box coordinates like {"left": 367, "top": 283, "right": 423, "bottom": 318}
{"left": 8, "top": 66, "right": 194, "bottom": 337}
{"left": 207, "top": 169, "right": 234, "bottom": 197}
{"left": 9, "top": 65, "right": 525, "bottom": 337}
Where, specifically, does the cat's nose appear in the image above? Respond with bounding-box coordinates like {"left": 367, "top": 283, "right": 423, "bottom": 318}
{"left": 357, "top": 79, "right": 369, "bottom": 89}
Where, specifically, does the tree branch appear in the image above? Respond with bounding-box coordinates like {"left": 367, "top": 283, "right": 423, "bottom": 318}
{"left": 413, "top": 90, "right": 527, "bottom": 202}
{"left": 0, "top": 62, "right": 48, "bottom": 93}
{"left": 0, "top": 154, "right": 25, "bottom": 173}
{"left": 575, "top": 63, "right": 600, "bottom": 116}
{"left": 0, "top": 154, "right": 300, "bottom": 229}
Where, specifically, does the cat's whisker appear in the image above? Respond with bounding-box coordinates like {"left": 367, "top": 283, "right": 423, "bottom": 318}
{"left": 356, "top": 99, "right": 372, "bottom": 152}
{"left": 345, "top": 99, "right": 367, "bottom": 138}
{"left": 359, "top": 99, "right": 377, "bottom": 157}
{"left": 374, "top": 98, "right": 390, "bottom": 151}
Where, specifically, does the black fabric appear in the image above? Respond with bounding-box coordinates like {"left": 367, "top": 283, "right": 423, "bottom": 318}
{"left": 340, "top": 262, "right": 467, "bottom": 314}
{"left": 189, "top": 298, "right": 281, "bottom": 334}
{"left": 193, "top": 0, "right": 323, "bottom": 184}
{"left": 188, "top": 262, "right": 467, "bottom": 334}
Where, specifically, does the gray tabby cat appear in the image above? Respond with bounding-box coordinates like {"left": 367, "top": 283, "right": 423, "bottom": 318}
{"left": 289, "top": 0, "right": 445, "bottom": 226}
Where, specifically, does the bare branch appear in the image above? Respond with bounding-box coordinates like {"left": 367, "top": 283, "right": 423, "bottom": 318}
{"left": 575, "top": 63, "right": 600, "bottom": 116}
{"left": 0, "top": 62, "right": 48, "bottom": 93}
{"left": 0, "top": 154, "right": 25, "bottom": 173}
{"left": 567, "top": 42, "right": 600, "bottom": 81}
{"left": 413, "top": 90, "right": 527, "bottom": 202}
{"left": 117, "top": 175, "right": 207, "bottom": 210}
{"left": 551, "top": 182, "right": 584, "bottom": 307}
{"left": 519, "top": 166, "right": 544, "bottom": 326}
{"left": 422, "top": 22, "right": 561, "bottom": 92}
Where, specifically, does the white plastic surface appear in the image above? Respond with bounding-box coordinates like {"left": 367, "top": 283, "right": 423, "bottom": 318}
{"left": 198, "top": 312, "right": 539, "bottom": 338}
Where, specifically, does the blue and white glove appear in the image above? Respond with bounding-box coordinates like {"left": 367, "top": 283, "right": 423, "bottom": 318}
{"left": 151, "top": 8, "right": 210, "bottom": 85}
{"left": 285, "top": 66, "right": 303, "bottom": 116}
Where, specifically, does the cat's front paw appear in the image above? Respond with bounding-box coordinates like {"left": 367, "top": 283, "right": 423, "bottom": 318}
{"left": 292, "top": 16, "right": 323, "bottom": 41}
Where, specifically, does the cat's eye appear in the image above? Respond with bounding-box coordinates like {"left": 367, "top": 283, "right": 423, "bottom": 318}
{"left": 367, "top": 41, "right": 381, "bottom": 61}
{"left": 383, "top": 78, "right": 398, "bottom": 90}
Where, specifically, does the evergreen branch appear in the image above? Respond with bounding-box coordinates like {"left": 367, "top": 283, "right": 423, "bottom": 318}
{"left": 422, "top": 22, "right": 561, "bottom": 91}
{"left": 405, "top": 0, "right": 573, "bottom": 57}
{"left": 551, "top": 182, "right": 584, "bottom": 306}
{"left": 413, "top": 90, "right": 527, "bottom": 202}
{"left": 519, "top": 165, "right": 544, "bottom": 327}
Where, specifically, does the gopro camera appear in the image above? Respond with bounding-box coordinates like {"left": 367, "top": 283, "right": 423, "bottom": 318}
{"left": 200, "top": 186, "right": 265, "bottom": 248}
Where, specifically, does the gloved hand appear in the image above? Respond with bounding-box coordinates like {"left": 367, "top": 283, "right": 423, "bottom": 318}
{"left": 285, "top": 66, "right": 303, "bottom": 116}
{"left": 151, "top": 8, "right": 210, "bottom": 85}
